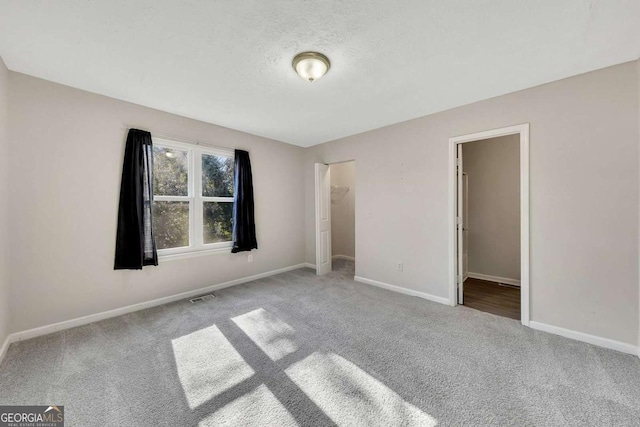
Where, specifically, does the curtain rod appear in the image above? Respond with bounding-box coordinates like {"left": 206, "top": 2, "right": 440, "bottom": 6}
{"left": 123, "top": 126, "right": 239, "bottom": 153}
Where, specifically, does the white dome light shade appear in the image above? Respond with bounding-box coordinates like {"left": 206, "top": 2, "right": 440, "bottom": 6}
{"left": 292, "top": 52, "right": 330, "bottom": 82}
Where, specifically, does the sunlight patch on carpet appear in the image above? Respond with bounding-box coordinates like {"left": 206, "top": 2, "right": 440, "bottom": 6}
{"left": 285, "top": 352, "right": 437, "bottom": 426}
{"left": 172, "top": 325, "right": 255, "bottom": 409}
{"left": 199, "top": 384, "right": 298, "bottom": 427}
{"left": 232, "top": 308, "right": 298, "bottom": 361}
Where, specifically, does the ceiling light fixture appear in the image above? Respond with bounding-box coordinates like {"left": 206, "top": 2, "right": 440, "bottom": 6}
{"left": 292, "top": 52, "right": 330, "bottom": 82}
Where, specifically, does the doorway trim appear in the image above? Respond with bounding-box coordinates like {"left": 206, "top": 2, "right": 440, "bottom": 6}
{"left": 314, "top": 159, "right": 357, "bottom": 276}
{"left": 448, "top": 123, "right": 530, "bottom": 326}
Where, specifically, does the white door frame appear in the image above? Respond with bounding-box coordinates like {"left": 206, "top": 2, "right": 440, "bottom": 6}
{"left": 456, "top": 144, "right": 464, "bottom": 305}
{"left": 448, "top": 123, "right": 530, "bottom": 326}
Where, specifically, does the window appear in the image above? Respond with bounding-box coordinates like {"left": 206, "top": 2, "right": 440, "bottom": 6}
{"left": 152, "top": 138, "right": 234, "bottom": 257}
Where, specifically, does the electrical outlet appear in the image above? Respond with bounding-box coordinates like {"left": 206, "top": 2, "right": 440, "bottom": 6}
{"left": 397, "top": 262, "right": 403, "bottom": 271}
{"left": 248, "top": 254, "right": 253, "bottom": 263}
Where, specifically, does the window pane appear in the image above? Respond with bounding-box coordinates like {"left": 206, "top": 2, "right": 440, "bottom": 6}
{"left": 202, "top": 154, "right": 234, "bottom": 197}
{"left": 153, "top": 146, "right": 189, "bottom": 196}
{"left": 203, "top": 202, "right": 233, "bottom": 244}
{"left": 153, "top": 201, "right": 190, "bottom": 249}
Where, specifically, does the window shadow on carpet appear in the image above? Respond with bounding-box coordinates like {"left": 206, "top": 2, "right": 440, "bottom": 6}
{"left": 171, "top": 307, "right": 438, "bottom": 426}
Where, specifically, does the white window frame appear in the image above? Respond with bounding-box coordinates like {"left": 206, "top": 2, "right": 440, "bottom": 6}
{"left": 153, "top": 137, "right": 235, "bottom": 259}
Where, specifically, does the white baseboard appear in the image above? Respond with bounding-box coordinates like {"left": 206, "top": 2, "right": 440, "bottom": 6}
{"left": 4, "top": 264, "right": 637, "bottom": 362}
{"left": 529, "top": 321, "right": 638, "bottom": 356}
{"left": 0, "top": 334, "right": 10, "bottom": 366}
{"left": 467, "top": 272, "right": 520, "bottom": 287}
{"left": 5, "top": 263, "right": 309, "bottom": 347}
{"left": 332, "top": 254, "right": 355, "bottom": 262}
{"left": 354, "top": 276, "right": 450, "bottom": 306}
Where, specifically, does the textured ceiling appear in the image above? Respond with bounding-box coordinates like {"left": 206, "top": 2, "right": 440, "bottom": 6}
{"left": 0, "top": 1, "right": 639, "bottom": 147}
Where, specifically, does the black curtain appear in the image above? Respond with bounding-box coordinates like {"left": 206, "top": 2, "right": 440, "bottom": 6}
{"left": 114, "top": 129, "right": 158, "bottom": 269}
{"left": 231, "top": 150, "right": 258, "bottom": 253}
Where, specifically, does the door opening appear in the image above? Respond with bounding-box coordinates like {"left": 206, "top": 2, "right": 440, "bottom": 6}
{"left": 449, "top": 124, "right": 530, "bottom": 326}
{"left": 315, "top": 160, "right": 356, "bottom": 276}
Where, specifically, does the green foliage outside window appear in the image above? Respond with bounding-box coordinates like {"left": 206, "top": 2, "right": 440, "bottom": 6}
{"left": 202, "top": 154, "right": 235, "bottom": 243}
{"left": 153, "top": 147, "right": 188, "bottom": 196}
{"left": 153, "top": 201, "right": 189, "bottom": 249}
{"left": 151, "top": 145, "right": 235, "bottom": 250}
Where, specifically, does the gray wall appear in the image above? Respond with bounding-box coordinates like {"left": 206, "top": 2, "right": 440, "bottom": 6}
{"left": 330, "top": 161, "right": 355, "bottom": 259}
{"left": 463, "top": 135, "right": 520, "bottom": 281}
{"left": 305, "top": 60, "right": 639, "bottom": 346}
{"left": 0, "top": 58, "right": 9, "bottom": 347}
{"left": 8, "top": 72, "right": 306, "bottom": 333}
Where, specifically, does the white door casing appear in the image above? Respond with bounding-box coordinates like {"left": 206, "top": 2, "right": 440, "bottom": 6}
{"left": 315, "top": 163, "right": 332, "bottom": 275}
{"left": 448, "top": 123, "right": 530, "bottom": 326}
{"left": 456, "top": 145, "right": 464, "bottom": 304}
{"left": 463, "top": 173, "right": 469, "bottom": 282}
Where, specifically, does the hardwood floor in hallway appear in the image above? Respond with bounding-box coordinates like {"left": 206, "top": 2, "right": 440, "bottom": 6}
{"left": 463, "top": 277, "right": 520, "bottom": 320}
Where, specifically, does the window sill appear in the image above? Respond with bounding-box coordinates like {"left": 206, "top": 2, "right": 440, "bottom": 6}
{"left": 158, "top": 246, "right": 233, "bottom": 262}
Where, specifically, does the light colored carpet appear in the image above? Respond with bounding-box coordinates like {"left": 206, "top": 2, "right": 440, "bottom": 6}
{"left": 1, "top": 259, "right": 639, "bottom": 426}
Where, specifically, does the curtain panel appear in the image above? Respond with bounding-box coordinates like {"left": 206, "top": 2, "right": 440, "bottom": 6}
{"left": 114, "top": 129, "right": 158, "bottom": 269}
{"left": 231, "top": 150, "right": 258, "bottom": 253}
